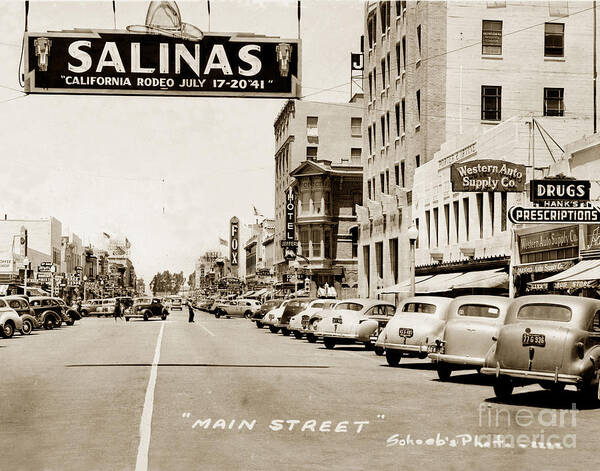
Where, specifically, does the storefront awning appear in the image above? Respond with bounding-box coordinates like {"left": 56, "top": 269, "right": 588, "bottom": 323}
{"left": 415, "top": 272, "right": 465, "bottom": 294}
{"left": 528, "top": 260, "right": 600, "bottom": 287}
{"left": 242, "top": 290, "right": 255, "bottom": 298}
{"left": 252, "top": 288, "right": 269, "bottom": 297}
{"left": 377, "top": 275, "right": 433, "bottom": 295}
{"left": 449, "top": 268, "right": 508, "bottom": 290}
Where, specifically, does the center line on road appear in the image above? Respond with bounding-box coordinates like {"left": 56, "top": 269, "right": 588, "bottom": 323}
{"left": 135, "top": 322, "right": 165, "bottom": 471}
{"left": 199, "top": 324, "right": 215, "bottom": 336}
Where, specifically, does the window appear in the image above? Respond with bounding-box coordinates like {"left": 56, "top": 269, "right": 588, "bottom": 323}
{"left": 351, "top": 117, "right": 362, "bottom": 136}
{"left": 386, "top": 111, "right": 390, "bottom": 142}
{"left": 402, "top": 36, "right": 407, "bottom": 70}
{"left": 401, "top": 99, "right": 406, "bottom": 133}
{"left": 368, "top": 72, "right": 373, "bottom": 99}
{"left": 476, "top": 193, "right": 484, "bottom": 239}
{"left": 368, "top": 125, "right": 372, "bottom": 154}
{"left": 312, "top": 230, "right": 321, "bottom": 257}
{"left": 415, "top": 218, "right": 419, "bottom": 248}
{"left": 592, "top": 311, "right": 600, "bottom": 332}
{"left": 380, "top": 173, "right": 385, "bottom": 194}
{"left": 394, "top": 163, "right": 400, "bottom": 186}
{"left": 390, "top": 238, "right": 399, "bottom": 283}
{"left": 545, "top": 23, "right": 564, "bottom": 57}
{"left": 396, "top": 43, "right": 401, "bottom": 77}
{"left": 458, "top": 304, "right": 500, "bottom": 319}
{"left": 351, "top": 148, "right": 361, "bottom": 163}
{"left": 324, "top": 230, "right": 331, "bottom": 258}
{"left": 501, "top": 192, "right": 507, "bottom": 231}
{"left": 395, "top": 103, "right": 400, "bottom": 136}
{"left": 380, "top": 1, "right": 391, "bottom": 31}
{"left": 416, "top": 25, "right": 422, "bottom": 59}
{"left": 375, "top": 242, "right": 383, "bottom": 279}
{"left": 307, "top": 146, "right": 318, "bottom": 160}
{"left": 463, "top": 197, "right": 470, "bottom": 241}
{"left": 300, "top": 231, "right": 309, "bottom": 256}
{"left": 453, "top": 200, "right": 459, "bottom": 241}
{"left": 368, "top": 180, "right": 372, "bottom": 199}
{"left": 444, "top": 203, "right": 450, "bottom": 244}
{"left": 488, "top": 193, "right": 495, "bottom": 236}
{"left": 381, "top": 115, "right": 386, "bottom": 145}
{"left": 544, "top": 88, "right": 564, "bottom": 116}
{"left": 307, "top": 116, "right": 318, "bottom": 131}
{"left": 367, "top": 14, "right": 376, "bottom": 49}
{"left": 415, "top": 154, "right": 421, "bottom": 167}
{"left": 403, "top": 302, "right": 436, "bottom": 314}
{"left": 350, "top": 227, "right": 358, "bottom": 259}
{"left": 517, "top": 304, "right": 571, "bottom": 322}
{"left": 386, "top": 169, "right": 390, "bottom": 194}
{"left": 481, "top": 86, "right": 501, "bottom": 121}
{"left": 381, "top": 59, "right": 386, "bottom": 89}
{"left": 400, "top": 161, "right": 405, "bottom": 187}
{"left": 425, "top": 209, "right": 431, "bottom": 247}
{"left": 416, "top": 90, "right": 422, "bottom": 123}
{"left": 335, "top": 302, "right": 364, "bottom": 311}
{"left": 363, "top": 245, "right": 370, "bottom": 293}
{"left": 386, "top": 53, "right": 391, "bottom": 86}
{"left": 482, "top": 20, "right": 502, "bottom": 55}
{"left": 433, "top": 207, "right": 439, "bottom": 247}
{"left": 373, "top": 122, "right": 377, "bottom": 149}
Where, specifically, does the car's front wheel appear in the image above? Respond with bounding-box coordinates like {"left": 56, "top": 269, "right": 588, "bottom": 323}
{"left": 493, "top": 376, "right": 514, "bottom": 400}
{"left": 21, "top": 319, "right": 33, "bottom": 335}
{"left": 161, "top": 314, "right": 167, "bottom": 320}
{"left": 256, "top": 321, "right": 263, "bottom": 328}
{"left": 323, "top": 338, "right": 336, "bottom": 350}
{"left": 125, "top": 317, "right": 130, "bottom": 322}
{"left": 386, "top": 349, "right": 401, "bottom": 367}
{"left": 374, "top": 346, "right": 384, "bottom": 356}
{"left": 293, "top": 331, "right": 303, "bottom": 339}
{"left": 269, "top": 326, "right": 279, "bottom": 334}
{"left": 306, "top": 333, "right": 317, "bottom": 343}
{"left": 364, "top": 341, "right": 374, "bottom": 351}
{"left": 281, "top": 328, "right": 290, "bottom": 336}
{"left": 244, "top": 311, "right": 252, "bottom": 319}
{"left": 43, "top": 317, "right": 54, "bottom": 330}
{"left": 2, "top": 322, "right": 15, "bottom": 338}
{"left": 436, "top": 362, "right": 452, "bottom": 381}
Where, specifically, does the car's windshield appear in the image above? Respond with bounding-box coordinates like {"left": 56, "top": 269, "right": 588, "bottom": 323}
{"left": 457, "top": 304, "right": 500, "bottom": 319}
{"left": 312, "top": 302, "right": 325, "bottom": 309}
{"left": 262, "top": 301, "right": 280, "bottom": 309}
{"left": 335, "top": 302, "right": 363, "bottom": 311}
{"left": 517, "top": 304, "right": 572, "bottom": 322}
{"left": 402, "top": 302, "right": 436, "bottom": 314}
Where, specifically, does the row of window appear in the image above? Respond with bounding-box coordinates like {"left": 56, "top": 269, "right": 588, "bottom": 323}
{"left": 417, "top": 193, "right": 508, "bottom": 250}
{"left": 483, "top": 21, "right": 565, "bottom": 57}
{"left": 367, "top": 1, "right": 408, "bottom": 50}
{"left": 367, "top": 160, "right": 408, "bottom": 200}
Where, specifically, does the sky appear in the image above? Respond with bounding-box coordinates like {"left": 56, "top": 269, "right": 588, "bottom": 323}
{"left": 0, "top": 0, "right": 364, "bottom": 282}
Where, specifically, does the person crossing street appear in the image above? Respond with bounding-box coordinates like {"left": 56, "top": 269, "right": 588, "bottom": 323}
{"left": 188, "top": 302, "right": 195, "bottom": 323}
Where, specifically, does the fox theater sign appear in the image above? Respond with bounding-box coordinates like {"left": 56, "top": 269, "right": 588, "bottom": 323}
{"left": 24, "top": 31, "right": 301, "bottom": 98}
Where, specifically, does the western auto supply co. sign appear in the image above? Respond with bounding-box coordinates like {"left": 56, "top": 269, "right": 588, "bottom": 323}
{"left": 450, "top": 159, "right": 525, "bottom": 192}
{"left": 230, "top": 217, "right": 239, "bottom": 266}
{"left": 24, "top": 31, "right": 301, "bottom": 98}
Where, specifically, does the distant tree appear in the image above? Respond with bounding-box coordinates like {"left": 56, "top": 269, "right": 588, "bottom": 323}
{"left": 188, "top": 272, "right": 196, "bottom": 290}
{"left": 172, "top": 271, "right": 184, "bottom": 294}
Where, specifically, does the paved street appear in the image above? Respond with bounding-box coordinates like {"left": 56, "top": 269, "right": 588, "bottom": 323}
{"left": 1, "top": 308, "right": 599, "bottom": 471}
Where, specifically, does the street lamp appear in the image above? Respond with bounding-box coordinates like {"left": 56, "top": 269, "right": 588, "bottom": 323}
{"left": 23, "top": 257, "right": 30, "bottom": 294}
{"left": 83, "top": 275, "right": 88, "bottom": 301}
{"left": 407, "top": 224, "right": 419, "bottom": 297}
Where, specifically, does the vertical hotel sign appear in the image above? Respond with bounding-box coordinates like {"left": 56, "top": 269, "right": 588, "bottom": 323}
{"left": 230, "top": 216, "right": 239, "bottom": 266}
{"left": 281, "top": 188, "right": 298, "bottom": 257}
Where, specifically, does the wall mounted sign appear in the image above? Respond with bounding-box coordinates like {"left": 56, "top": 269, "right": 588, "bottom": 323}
{"left": 450, "top": 160, "right": 525, "bottom": 192}
{"left": 25, "top": 31, "right": 301, "bottom": 98}
{"left": 518, "top": 225, "right": 578, "bottom": 255}
{"left": 437, "top": 142, "right": 477, "bottom": 170}
{"left": 230, "top": 217, "right": 239, "bottom": 266}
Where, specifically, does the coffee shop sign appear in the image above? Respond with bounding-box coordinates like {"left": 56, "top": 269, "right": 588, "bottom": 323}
{"left": 450, "top": 159, "right": 525, "bottom": 192}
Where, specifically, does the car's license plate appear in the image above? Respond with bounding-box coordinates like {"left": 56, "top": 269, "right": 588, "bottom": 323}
{"left": 427, "top": 344, "right": 439, "bottom": 353}
{"left": 398, "top": 328, "right": 413, "bottom": 338}
{"left": 332, "top": 318, "right": 342, "bottom": 324}
{"left": 522, "top": 333, "right": 545, "bottom": 347}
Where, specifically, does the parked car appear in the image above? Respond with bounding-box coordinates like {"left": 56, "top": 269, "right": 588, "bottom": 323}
{"left": 262, "top": 300, "right": 291, "bottom": 333}
{"left": 305, "top": 300, "right": 342, "bottom": 343}
{"left": 0, "top": 299, "right": 23, "bottom": 338}
{"left": 428, "top": 296, "right": 512, "bottom": 380}
{"left": 80, "top": 298, "right": 102, "bottom": 317}
{"left": 3, "top": 295, "right": 39, "bottom": 335}
{"left": 375, "top": 296, "right": 454, "bottom": 367}
{"left": 214, "top": 299, "right": 258, "bottom": 319}
{"left": 275, "top": 298, "right": 315, "bottom": 336}
{"left": 170, "top": 297, "right": 183, "bottom": 310}
{"left": 125, "top": 297, "right": 169, "bottom": 321}
{"left": 317, "top": 299, "right": 396, "bottom": 350}
{"left": 81, "top": 298, "right": 117, "bottom": 317}
{"left": 28, "top": 296, "right": 69, "bottom": 329}
{"left": 252, "top": 299, "right": 283, "bottom": 328}
{"left": 288, "top": 299, "right": 336, "bottom": 339}
{"left": 481, "top": 295, "right": 600, "bottom": 401}
{"left": 354, "top": 303, "right": 398, "bottom": 354}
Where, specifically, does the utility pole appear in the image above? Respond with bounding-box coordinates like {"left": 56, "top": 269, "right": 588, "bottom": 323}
{"left": 594, "top": 0, "right": 597, "bottom": 133}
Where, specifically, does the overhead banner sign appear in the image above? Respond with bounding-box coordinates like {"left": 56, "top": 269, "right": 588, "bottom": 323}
{"left": 450, "top": 159, "right": 525, "bottom": 192}
{"left": 24, "top": 31, "right": 301, "bottom": 98}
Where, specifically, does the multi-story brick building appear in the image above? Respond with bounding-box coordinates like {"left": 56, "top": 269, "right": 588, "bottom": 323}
{"left": 273, "top": 97, "right": 364, "bottom": 285}
{"left": 358, "top": 0, "right": 597, "bottom": 296}
{"left": 289, "top": 159, "right": 362, "bottom": 298}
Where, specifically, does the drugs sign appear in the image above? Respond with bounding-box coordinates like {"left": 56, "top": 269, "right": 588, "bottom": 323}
{"left": 530, "top": 179, "right": 590, "bottom": 203}
{"left": 24, "top": 31, "right": 301, "bottom": 98}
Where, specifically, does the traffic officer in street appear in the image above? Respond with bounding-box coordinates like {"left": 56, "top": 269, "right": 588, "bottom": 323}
{"left": 188, "top": 301, "right": 195, "bottom": 323}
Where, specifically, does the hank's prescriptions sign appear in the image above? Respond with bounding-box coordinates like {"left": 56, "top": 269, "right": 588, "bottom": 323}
{"left": 450, "top": 160, "right": 525, "bottom": 192}
{"left": 230, "top": 217, "right": 239, "bottom": 266}
{"left": 24, "top": 31, "right": 300, "bottom": 98}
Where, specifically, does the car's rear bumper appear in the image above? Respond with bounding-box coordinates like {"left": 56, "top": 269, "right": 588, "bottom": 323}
{"left": 385, "top": 343, "right": 429, "bottom": 354}
{"left": 430, "top": 353, "right": 484, "bottom": 367}
{"left": 480, "top": 366, "right": 582, "bottom": 384}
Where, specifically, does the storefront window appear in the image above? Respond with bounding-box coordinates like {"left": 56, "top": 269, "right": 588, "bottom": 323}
{"left": 312, "top": 230, "right": 321, "bottom": 257}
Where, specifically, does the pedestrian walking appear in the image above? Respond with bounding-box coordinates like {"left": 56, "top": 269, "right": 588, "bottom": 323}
{"left": 188, "top": 303, "right": 195, "bottom": 323}
{"left": 114, "top": 301, "right": 122, "bottom": 322}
